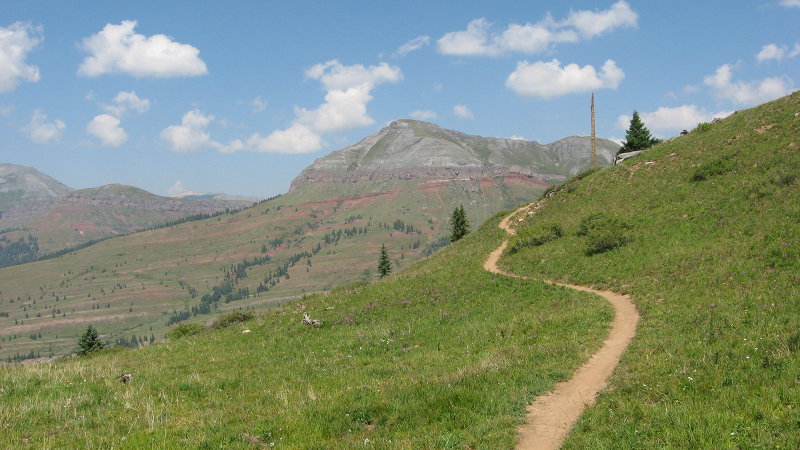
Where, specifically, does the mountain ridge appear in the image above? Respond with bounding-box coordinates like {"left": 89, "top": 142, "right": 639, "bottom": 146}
{"left": 290, "top": 119, "right": 619, "bottom": 190}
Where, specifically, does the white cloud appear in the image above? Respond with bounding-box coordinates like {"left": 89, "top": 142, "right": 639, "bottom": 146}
{"left": 780, "top": 0, "right": 800, "bottom": 7}
{"left": 506, "top": 59, "right": 624, "bottom": 98}
{"left": 160, "top": 109, "right": 215, "bottom": 153}
{"left": 410, "top": 109, "right": 438, "bottom": 120}
{"left": 252, "top": 96, "right": 267, "bottom": 113}
{"left": 296, "top": 60, "right": 402, "bottom": 133}
{"left": 103, "top": 90, "right": 150, "bottom": 117}
{"left": 87, "top": 114, "right": 127, "bottom": 147}
{"left": 509, "top": 135, "right": 527, "bottom": 140}
{"left": 396, "top": 36, "right": 430, "bottom": 56}
{"left": 23, "top": 109, "right": 65, "bottom": 144}
{"left": 78, "top": 20, "right": 208, "bottom": 78}
{"left": 756, "top": 43, "right": 800, "bottom": 63}
{"left": 166, "top": 180, "right": 200, "bottom": 197}
{"left": 559, "top": 1, "right": 638, "bottom": 38}
{"left": 453, "top": 104, "right": 474, "bottom": 119}
{"left": 0, "top": 22, "right": 42, "bottom": 92}
{"left": 704, "top": 63, "right": 794, "bottom": 106}
{"left": 616, "top": 105, "right": 733, "bottom": 132}
{"left": 231, "top": 123, "right": 323, "bottom": 154}
{"left": 437, "top": 1, "right": 636, "bottom": 56}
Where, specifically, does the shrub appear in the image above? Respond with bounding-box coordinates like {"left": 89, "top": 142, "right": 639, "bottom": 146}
{"left": 577, "top": 213, "right": 630, "bottom": 255}
{"left": 694, "top": 122, "right": 712, "bottom": 133}
{"left": 168, "top": 322, "right": 206, "bottom": 340}
{"left": 691, "top": 154, "right": 737, "bottom": 181}
{"left": 508, "top": 223, "right": 564, "bottom": 254}
{"left": 211, "top": 311, "right": 255, "bottom": 329}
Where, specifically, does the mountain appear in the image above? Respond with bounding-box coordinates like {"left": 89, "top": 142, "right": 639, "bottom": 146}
{"left": 0, "top": 163, "right": 72, "bottom": 212}
{"left": 2, "top": 93, "right": 797, "bottom": 447}
{"left": 290, "top": 119, "right": 618, "bottom": 190}
{"left": 0, "top": 121, "right": 613, "bottom": 359}
{"left": 179, "top": 192, "right": 262, "bottom": 202}
{"left": 0, "top": 166, "right": 256, "bottom": 264}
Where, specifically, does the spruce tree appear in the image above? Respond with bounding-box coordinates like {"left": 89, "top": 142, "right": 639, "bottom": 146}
{"left": 620, "top": 111, "right": 660, "bottom": 154}
{"left": 450, "top": 205, "right": 470, "bottom": 242}
{"left": 76, "top": 325, "right": 104, "bottom": 356}
{"left": 378, "top": 244, "right": 391, "bottom": 278}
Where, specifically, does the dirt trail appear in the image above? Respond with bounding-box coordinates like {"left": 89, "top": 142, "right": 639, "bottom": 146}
{"left": 485, "top": 204, "right": 639, "bottom": 450}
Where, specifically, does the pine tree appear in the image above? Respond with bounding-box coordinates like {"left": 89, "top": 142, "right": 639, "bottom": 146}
{"left": 450, "top": 205, "right": 470, "bottom": 242}
{"left": 76, "top": 325, "right": 104, "bottom": 356}
{"left": 377, "top": 244, "right": 392, "bottom": 278}
{"left": 620, "top": 111, "right": 660, "bottom": 154}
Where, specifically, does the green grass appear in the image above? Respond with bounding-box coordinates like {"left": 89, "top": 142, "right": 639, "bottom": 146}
{"left": 502, "top": 92, "right": 800, "bottom": 448}
{"left": 0, "top": 176, "right": 544, "bottom": 361}
{"left": 0, "top": 213, "right": 611, "bottom": 448}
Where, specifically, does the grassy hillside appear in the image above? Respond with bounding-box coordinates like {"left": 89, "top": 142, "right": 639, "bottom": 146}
{"left": 0, "top": 213, "right": 612, "bottom": 448}
{"left": 502, "top": 91, "right": 800, "bottom": 447}
{"left": 0, "top": 176, "right": 544, "bottom": 362}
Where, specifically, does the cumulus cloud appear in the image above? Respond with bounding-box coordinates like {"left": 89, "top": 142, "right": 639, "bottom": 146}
{"left": 780, "top": 0, "right": 800, "bottom": 7}
{"left": 295, "top": 60, "right": 402, "bottom": 133}
{"left": 78, "top": 20, "right": 208, "bottom": 78}
{"left": 87, "top": 114, "right": 127, "bottom": 147}
{"left": 163, "top": 61, "right": 400, "bottom": 155}
{"left": 252, "top": 96, "right": 267, "bottom": 113}
{"left": 453, "top": 104, "right": 474, "bottom": 119}
{"left": 438, "top": 1, "right": 636, "bottom": 56}
{"left": 395, "top": 36, "right": 430, "bottom": 56}
{"left": 509, "top": 135, "right": 527, "bottom": 140}
{"left": 0, "top": 22, "right": 42, "bottom": 92}
{"left": 166, "top": 180, "right": 200, "bottom": 197}
{"left": 756, "top": 43, "right": 800, "bottom": 63}
{"left": 704, "top": 64, "right": 794, "bottom": 106}
{"left": 616, "top": 105, "right": 733, "bottom": 132}
{"left": 102, "top": 90, "right": 150, "bottom": 117}
{"left": 23, "top": 109, "right": 65, "bottom": 144}
{"left": 225, "top": 123, "right": 323, "bottom": 154}
{"left": 506, "top": 59, "right": 624, "bottom": 98}
{"left": 410, "top": 110, "right": 438, "bottom": 120}
{"left": 160, "top": 109, "right": 215, "bottom": 153}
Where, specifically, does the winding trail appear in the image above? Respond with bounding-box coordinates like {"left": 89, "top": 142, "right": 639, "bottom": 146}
{"left": 484, "top": 204, "right": 639, "bottom": 450}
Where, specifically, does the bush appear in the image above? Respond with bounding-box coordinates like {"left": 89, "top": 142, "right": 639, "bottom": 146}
{"left": 508, "top": 223, "right": 564, "bottom": 254}
{"left": 694, "top": 122, "right": 712, "bottom": 133}
{"left": 577, "top": 213, "right": 630, "bottom": 255}
{"left": 211, "top": 311, "right": 255, "bottom": 329}
{"left": 691, "top": 154, "right": 737, "bottom": 181}
{"left": 168, "top": 322, "right": 206, "bottom": 340}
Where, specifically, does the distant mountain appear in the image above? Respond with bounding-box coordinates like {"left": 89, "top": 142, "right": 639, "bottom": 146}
{"left": 0, "top": 163, "right": 72, "bottom": 212}
{"left": 0, "top": 121, "right": 617, "bottom": 358}
{"left": 291, "top": 119, "right": 618, "bottom": 190}
{"left": 178, "top": 192, "right": 262, "bottom": 202}
{"left": 0, "top": 165, "right": 256, "bottom": 264}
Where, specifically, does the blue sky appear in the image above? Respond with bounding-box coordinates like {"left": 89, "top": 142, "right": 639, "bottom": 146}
{"left": 1, "top": 1, "right": 797, "bottom": 198}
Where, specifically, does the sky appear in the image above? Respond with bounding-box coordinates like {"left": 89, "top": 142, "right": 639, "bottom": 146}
{"left": 0, "top": 1, "right": 797, "bottom": 198}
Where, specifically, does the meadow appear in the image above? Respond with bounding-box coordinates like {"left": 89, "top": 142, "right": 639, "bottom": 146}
{"left": 503, "top": 91, "right": 800, "bottom": 447}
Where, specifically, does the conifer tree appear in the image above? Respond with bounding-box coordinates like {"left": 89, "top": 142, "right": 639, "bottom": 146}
{"left": 620, "top": 111, "right": 660, "bottom": 154}
{"left": 450, "top": 205, "right": 470, "bottom": 242}
{"left": 76, "top": 325, "right": 104, "bottom": 356}
{"left": 378, "top": 244, "right": 391, "bottom": 278}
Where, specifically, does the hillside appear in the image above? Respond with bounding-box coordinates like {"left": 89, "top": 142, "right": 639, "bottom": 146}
{"left": 0, "top": 168, "right": 254, "bottom": 266}
{"left": 0, "top": 124, "right": 610, "bottom": 361}
{"left": 2, "top": 92, "right": 797, "bottom": 447}
{"left": 0, "top": 163, "right": 72, "bottom": 212}
{"left": 502, "top": 91, "right": 800, "bottom": 447}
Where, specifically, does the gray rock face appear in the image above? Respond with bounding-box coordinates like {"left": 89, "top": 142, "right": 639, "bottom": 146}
{"left": 0, "top": 163, "right": 73, "bottom": 211}
{"left": 290, "top": 119, "right": 619, "bottom": 190}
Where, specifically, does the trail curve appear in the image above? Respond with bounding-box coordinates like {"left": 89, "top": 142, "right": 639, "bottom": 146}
{"left": 485, "top": 204, "right": 639, "bottom": 450}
